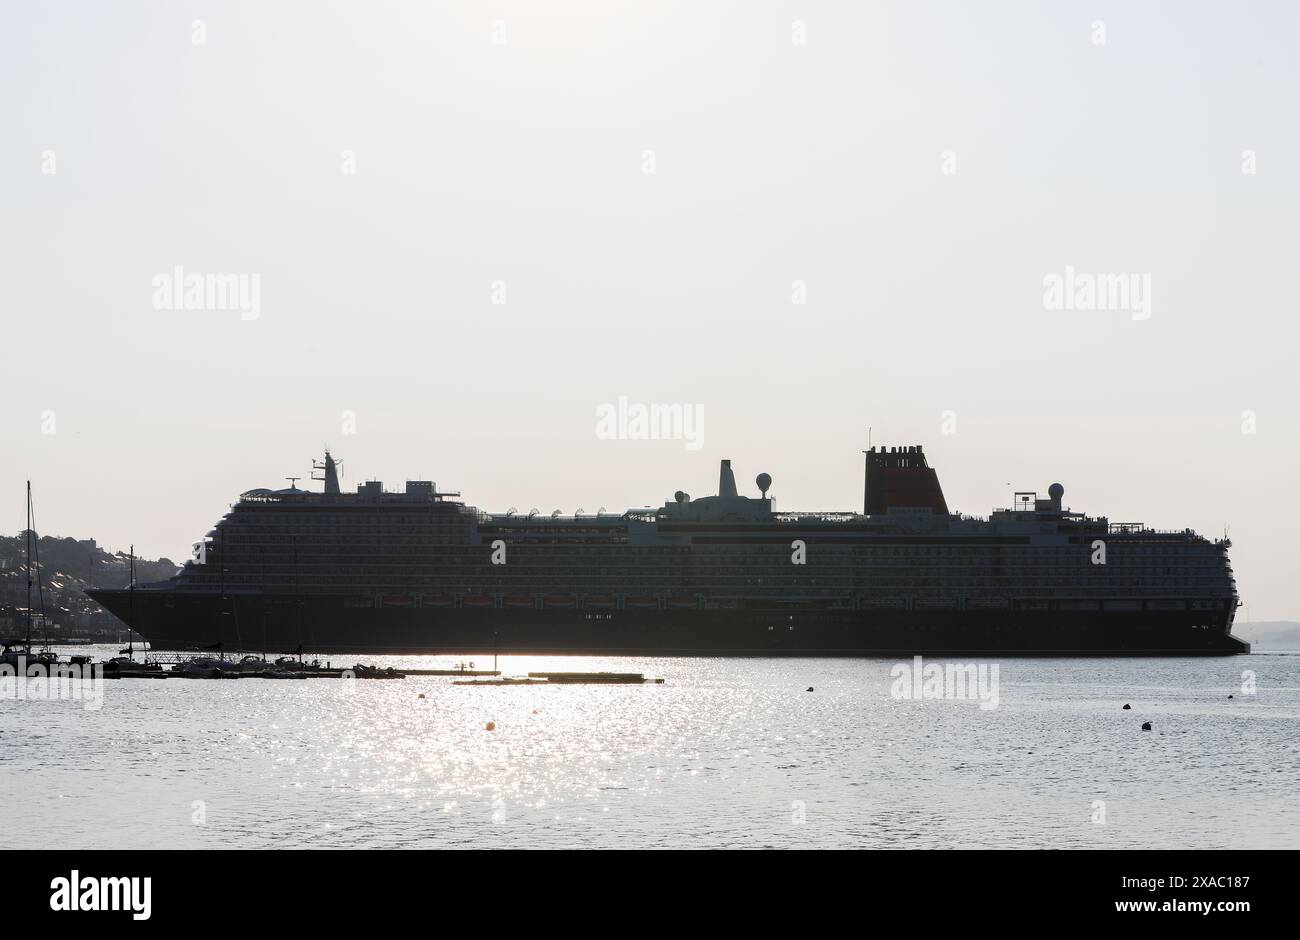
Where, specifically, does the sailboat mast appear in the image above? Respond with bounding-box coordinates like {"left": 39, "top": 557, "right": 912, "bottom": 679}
{"left": 25, "top": 481, "right": 32, "bottom": 646}
{"left": 129, "top": 544, "right": 135, "bottom": 654}
{"left": 25, "top": 482, "right": 50, "bottom": 650}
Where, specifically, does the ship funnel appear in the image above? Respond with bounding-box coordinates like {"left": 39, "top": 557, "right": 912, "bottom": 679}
{"left": 863, "top": 444, "right": 947, "bottom": 516}
{"left": 718, "top": 459, "right": 739, "bottom": 498}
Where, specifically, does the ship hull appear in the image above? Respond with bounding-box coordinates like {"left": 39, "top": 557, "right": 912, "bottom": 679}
{"left": 87, "top": 590, "right": 1249, "bottom": 656}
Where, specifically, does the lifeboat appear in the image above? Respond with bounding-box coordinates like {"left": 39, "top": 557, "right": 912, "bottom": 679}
{"left": 667, "top": 595, "right": 698, "bottom": 609}
{"left": 914, "top": 596, "right": 958, "bottom": 609}
{"left": 584, "top": 595, "right": 616, "bottom": 609}
{"left": 626, "top": 595, "right": 659, "bottom": 609}
{"left": 421, "top": 593, "right": 454, "bottom": 608}
{"left": 543, "top": 595, "right": 576, "bottom": 608}
{"left": 504, "top": 595, "right": 535, "bottom": 608}
{"left": 861, "top": 596, "right": 907, "bottom": 609}
{"left": 1059, "top": 600, "right": 1100, "bottom": 611}
{"left": 461, "top": 594, "right": 494, "bottom": 608}
{"left": 381, "top": 594, "right": 414, "bottom": 608}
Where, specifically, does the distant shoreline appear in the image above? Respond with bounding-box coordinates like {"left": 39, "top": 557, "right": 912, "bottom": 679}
{"left": 1232, "top": 621, "right": 1300, "bottom": 651}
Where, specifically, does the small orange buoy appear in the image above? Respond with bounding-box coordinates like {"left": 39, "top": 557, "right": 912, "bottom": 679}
{"left": 485, "top": 721, "right": 496, "bottom": 731}
{"left": 532, "top": 709, "right": 539, "bottom": 715}
{"left": 418, "top": 693, "right": 426, "bottom": 699}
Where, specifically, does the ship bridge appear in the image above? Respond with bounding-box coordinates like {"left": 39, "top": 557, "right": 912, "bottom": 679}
{"left": 236, "top": 451, "right": 462, "bottom": 505}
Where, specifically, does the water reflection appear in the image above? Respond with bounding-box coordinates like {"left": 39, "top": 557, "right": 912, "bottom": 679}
{"left": 2, "top": 648, "right": 1297, "bottom": 848}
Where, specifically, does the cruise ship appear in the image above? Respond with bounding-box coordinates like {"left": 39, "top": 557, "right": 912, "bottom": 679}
{"left": 86, "top": 447, "right": 1248, "bottom": 655}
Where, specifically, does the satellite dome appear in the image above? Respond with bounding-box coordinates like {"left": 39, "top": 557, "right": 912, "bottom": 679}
{"left": 1048, "top": 483, "right": 1065, "bottom": 500}
{"left": 674, "top": 490, "right": 686, "bottom": 504}
{"left": 755, "top": 473, "right": 772, "bottom": 497}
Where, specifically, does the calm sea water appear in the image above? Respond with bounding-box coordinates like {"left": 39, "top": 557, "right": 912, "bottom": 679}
{"left": 3, "top": 646, "right": 1297, "bottom": 849}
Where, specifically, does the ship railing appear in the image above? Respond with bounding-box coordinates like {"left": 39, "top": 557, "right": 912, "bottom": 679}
{"left": 773, "top": 512, "right": 861, "bottom": 523}
{"left": 484, "top": 513, "right": 623, "bottom": 524}
{"left": 1107, "top": 524, "right": 1204, "bottom": 537}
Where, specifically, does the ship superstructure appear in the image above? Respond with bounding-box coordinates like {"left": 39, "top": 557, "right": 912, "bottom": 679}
{"left": 87, "top": 447, "right": 1246, "bottom": 655}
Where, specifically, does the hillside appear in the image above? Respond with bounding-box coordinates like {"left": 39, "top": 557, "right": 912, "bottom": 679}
{"left": 0, "top": 532, "right": 179, "bottom": 640}
{"left": 1231, "top": 621, "right": 1300, "bottom": 650}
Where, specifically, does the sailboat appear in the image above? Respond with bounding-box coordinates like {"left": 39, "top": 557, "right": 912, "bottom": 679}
{"left": 1, "top": 483, "right": 60, "bottom": 670}
{"left": 101, "top": 547, "right": 163, "bottom": 675}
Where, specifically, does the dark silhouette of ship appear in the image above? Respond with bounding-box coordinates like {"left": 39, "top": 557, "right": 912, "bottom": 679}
{"left": 86, "top": 447, "right": 1247, "bottom": 655}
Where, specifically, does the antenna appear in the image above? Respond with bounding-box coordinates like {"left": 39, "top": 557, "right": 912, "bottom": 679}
{"left": 312, "top": 451, "right": 343, "bottom": 494}
{"left": 286, "top": 477, "right": 300, "bottom": 489}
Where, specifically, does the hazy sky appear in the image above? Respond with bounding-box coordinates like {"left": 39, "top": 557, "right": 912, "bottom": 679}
{"left": 3, "top": 2, "right": 1297, "bottom": 619}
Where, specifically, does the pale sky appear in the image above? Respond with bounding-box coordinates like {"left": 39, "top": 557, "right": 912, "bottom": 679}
{"left": 2, "top": 1, "right": 1297, "bottom": 619}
